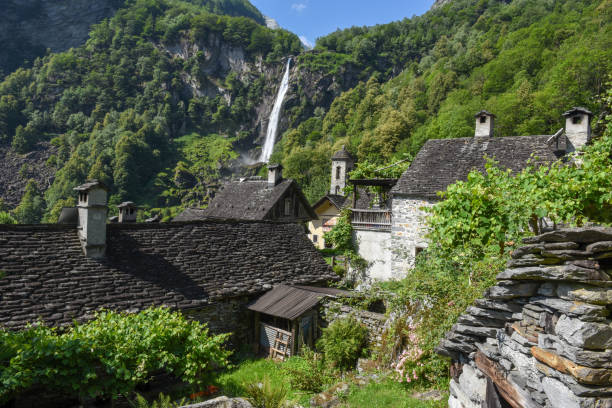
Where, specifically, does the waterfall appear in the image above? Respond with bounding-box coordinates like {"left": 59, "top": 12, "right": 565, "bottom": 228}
{"left": 259, "top": 58, "right": 291, "bottom": 163}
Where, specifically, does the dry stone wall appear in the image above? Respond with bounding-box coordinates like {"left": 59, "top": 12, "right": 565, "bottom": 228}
{"left": 322, "top": 300, "right": 387, "bottom": 348}
{"left": 437, "top": 227, "right": 612, "bottom": 408}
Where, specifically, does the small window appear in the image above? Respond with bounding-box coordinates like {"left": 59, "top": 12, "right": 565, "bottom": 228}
{"left": 313, "top": 235, "right": 318, "bottom": 243}
{"left": 129, "top": 208, "right": 134, "bottom": 215}
{"left": 480, "top": 116, "right": 487, "bottom": 123}
{"left": 572, "top": 116, "right": 582, "bottom": 124}
{"left": 284, "top": 198, "right": 292, "bottom": 215}
{"left": 336, "top": 166, "right": 341, "bottom": 180}
{"left": 335, "top": 185, "right": 340, "bottom": 194}
{"left": 415, "top": 246, "right": 425, "bottom": 257}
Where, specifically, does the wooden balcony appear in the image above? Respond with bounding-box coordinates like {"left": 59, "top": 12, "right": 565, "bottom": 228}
{"left": 351, "top": 209, "right": 392, "bottom": 231}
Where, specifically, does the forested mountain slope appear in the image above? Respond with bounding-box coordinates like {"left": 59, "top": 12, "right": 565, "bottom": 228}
{"left": 273, "top": 0, "right": 612, "bottom": 202}
{"left": 0, "top": 0, "right": 265, "bottom": 78}
{"left": 0, "top": 0, "right": 610, "bottom": 223}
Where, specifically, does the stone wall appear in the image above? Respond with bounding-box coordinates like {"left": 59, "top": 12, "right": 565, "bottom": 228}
{"left": 353, "top": 229, "right": 393, "bottom": 281}
{"left": 322, "top": 300, "right": 387, "bottom": 348}
{"left": 390, "top": 197, "right": 435, "bottom": 278}
{"left": 185, "top": 296, "right": 254, "bottom": 347}
{"left": 436, "top": 227, "right": 612, "bottom": 408}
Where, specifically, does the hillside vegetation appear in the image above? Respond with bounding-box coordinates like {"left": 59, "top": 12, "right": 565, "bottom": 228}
{"left": 0, "top": 0, "right": 610, "bottom": 222}
{"left": 273, "top": 0, "right": 612, "bottom": 201}
{"left": 0, "top": 0, "right": 302, "bottom": 221}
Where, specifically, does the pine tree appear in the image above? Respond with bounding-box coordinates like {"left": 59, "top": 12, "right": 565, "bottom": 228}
{"left": 13, "top": 180, "right": 45, "bottom": 224}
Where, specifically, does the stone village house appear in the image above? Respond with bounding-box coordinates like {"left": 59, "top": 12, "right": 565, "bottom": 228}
{"left": 0, "top": 180, "right": 339, "bottom": 356}
{"left": 389, "top": 107, "right": 592, "bottom": 278}
{"left": 311, "top": 107, "right": 593, "bottom": 281}
{"left": 174, "top": 164, "right": 315, "bottom": 223}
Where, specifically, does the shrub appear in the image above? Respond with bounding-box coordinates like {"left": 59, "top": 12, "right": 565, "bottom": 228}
{"left": 133, "top": 393, "right": 189, "bottom": 408}
{"left": 317, "top": 317, "right": 368, "bottom": 371}
{"left": 0, "top": 211, "right": 16, "bottom": 224}
{"left": 282, "top": 348, "right": 334, "bottom": 393}
{"left": 0, "top": 307, "right": 231, "bottom": 402}
{"left": 243, "top": 376, "right": 287, "bottom": 408}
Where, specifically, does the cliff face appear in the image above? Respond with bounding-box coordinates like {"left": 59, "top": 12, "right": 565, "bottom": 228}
{"left": 0, "top": 0, "right": 121, "bottom": 76}
{"left": 431, "top": 0, "right": 454, "bottom": 9}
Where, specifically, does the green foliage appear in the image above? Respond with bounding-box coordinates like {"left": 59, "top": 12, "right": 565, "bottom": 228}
{"left": 282, "top": 348, "right": 334, "bottom": 393}
{"left": 428, "top": 136, "right": 612, "bottom": 255}
{"left": 0, "top": 0, "right": 302, "bottom": 216}
{"left": 317, "top": 317, "right": 368, "bottom": 372}
{"left": 343, "top": 378, "right": 446, "bottom": 408}
{"left": 243, "top": 376, "right": 288, "bottom": 408}
{"left": 0, "top": 307, "right": 231, "bottom": 402}
{"left": 13, "top": 180, "right": 44, "bottom": 224}
{"left": 0, "top": 212, "right": 17, "bottom": 224}
{"left": 323, "top": 209, "right": 353, "bottom": 252}
{"left": 133, "top": 393, "right": 189, "bottom": 408}
{"left": 378, "top": 88, "right": 612, "bottom": 386}
{"left": 274, "top": 0, "right": 612, "bottom": 199}
{"left": 379, "top": 244, "right": 506, "bottom": 385}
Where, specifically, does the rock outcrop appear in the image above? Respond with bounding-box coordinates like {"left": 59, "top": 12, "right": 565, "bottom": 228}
{"left": 0, "top": 0, "right": 122, "bottom": 76}
{"left": 431, "top": 0, "right": 454, "bottom": 9}
{"left": 437, "top": 227, "right": 612, "bottom": 408}
{"left": 0, "top": 143, "right": 56, "bottom": 208}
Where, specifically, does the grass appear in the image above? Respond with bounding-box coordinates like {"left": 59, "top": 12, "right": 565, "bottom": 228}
{"left": 213, "top": 358, "right": 446, "bottom": 408}
{"left": 214, "top": 358, "right": 313, "bottom": 406}
{"left": 340, "top": 379, "right": 447, "bottom": 408}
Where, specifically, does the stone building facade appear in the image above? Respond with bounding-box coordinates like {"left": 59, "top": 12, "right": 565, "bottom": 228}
{"left": 437, "top": 227, "right": 612, "bottom": 408}
{"left": 389, "top": 197, "right": 433, "bottom": 277}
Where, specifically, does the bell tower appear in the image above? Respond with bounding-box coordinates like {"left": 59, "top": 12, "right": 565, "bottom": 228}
{"left": 330, "top": 146, "right": 354, "bottom": 196}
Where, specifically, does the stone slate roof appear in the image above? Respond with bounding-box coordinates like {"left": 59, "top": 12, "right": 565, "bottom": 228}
{"left": 0, "top": 220, "right": 337, "bottom": 330}
{"left": 172, "top": 208, "right": 208, "bottom": 222}
{"left": 312, "top": 194, "right": 347, "bottom": 212}
{"left": 563, "top": 107, "right": 592, "bottom": 117}
{"left": 331, "top": 146, "right": 354, "bottom": 161}
{"left": 391, "top": 135, "right": 562, "bottom": 199}
{"left": 175, "top": 178, "right": 316, "bottom": 221}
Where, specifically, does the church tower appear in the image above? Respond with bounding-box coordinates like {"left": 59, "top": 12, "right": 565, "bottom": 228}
{"left": 330, "top": 145, "right": 354, "bottom": 195}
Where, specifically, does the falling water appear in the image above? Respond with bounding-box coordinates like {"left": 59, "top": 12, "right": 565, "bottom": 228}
{"left": 259, "top": 58, "right": 292, "bottom": 163}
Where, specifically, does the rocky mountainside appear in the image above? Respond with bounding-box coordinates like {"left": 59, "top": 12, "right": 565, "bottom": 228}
{"left": 0, "top": 144, "right": 56, "bottom": 208}
{"left": 0, "top": 0, "right": 363, "bottom": 219}
{"left": 0, "top": 0, "right": 122, "bottom": 76}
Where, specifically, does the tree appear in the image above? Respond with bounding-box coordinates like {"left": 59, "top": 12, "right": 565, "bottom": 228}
{"left": 11, "top": 124, "right": 37, "bottom": 154}
{"left": 13, "top": 180, "right": 45, "bottom": 224}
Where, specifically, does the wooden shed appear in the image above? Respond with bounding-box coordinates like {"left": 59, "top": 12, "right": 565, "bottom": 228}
{"left": 248, "top": 285, "right": 353, "bottom": 359}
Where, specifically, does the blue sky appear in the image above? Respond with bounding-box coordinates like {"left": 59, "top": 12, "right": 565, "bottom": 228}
{"left": 249, "top": 0, "right": 435, "bottom": 48}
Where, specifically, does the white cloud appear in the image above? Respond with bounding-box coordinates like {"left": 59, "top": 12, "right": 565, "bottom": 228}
{"left": 291, "top": 3, "right": 307, "bottom": 12}
{"left": 299, "top": 36, "right": 313, "bottom": 50}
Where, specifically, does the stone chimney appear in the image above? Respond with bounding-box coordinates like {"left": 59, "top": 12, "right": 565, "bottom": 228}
{"left": 117, "top": 201, "right": 138, "bottom": 223}
{"left": 74, "top": 180, "right": 108, "bottom": 258}
{"left": 563, "top": 107, "right": 592, "bottom": 153}
{"left": 268, "top": 164, "right": 283, "bottom": 187}
{"left": 474, "top": 110, "right": 495, "bottom": 138}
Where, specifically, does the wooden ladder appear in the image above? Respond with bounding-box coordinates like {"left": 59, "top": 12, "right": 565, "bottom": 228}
{"left": 270, "top": 331, "right": 289, "bottom": 361}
